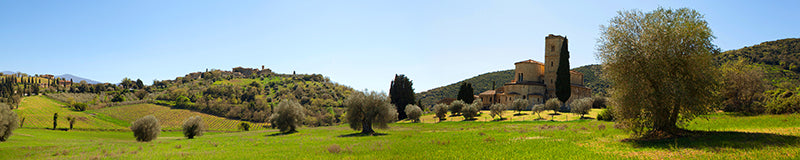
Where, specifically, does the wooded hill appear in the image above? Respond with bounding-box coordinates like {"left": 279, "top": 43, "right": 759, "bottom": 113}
{"left": 415, "top": 65, "right": 606, "bottom": 107}
{"left": 715, "top": 38, "right": 800, "bottom": 88}
{"left": 149, "top": 67, "right": 355, "bottom": 127}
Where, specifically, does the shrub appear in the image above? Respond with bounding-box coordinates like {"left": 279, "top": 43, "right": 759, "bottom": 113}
{"left": 71, "top": 102, "right": 87, "bottom": 111}
{"left": 490, "top": 103, "right": 506, "bottom": 120}
{"left": 570, "top": 97, "right": 592, "bottom": 119}
{"left": 404, "top": 104, "right": 422, "bottom": 123}
{"left": 432, "top": 104, "right": 448, "bottom": 121}
{"left": 0, "top": 103, "right": 19, "bottom": 142}
{"left": 511, "top": 99, "right": 528, "bottom": 114}
{"left": 269, "top": 100, "right": 305, "bottom": 133}
{"left": 591, "top": 96, "right": 607, "bottom": 108}
{"left": 130, "top": 115, "right": 160, "bottom": 142}
{"left": 175, "top": 96, "right": 191, "bottom": 109}
{"left": 52, "top": 113, "right": 58, "bottom": 130}
{"left": 111, "top": 94, "right": 125, "bottom": 102}
{"left": 462, "top": 103, "right": 480, "bottom": 120}
{"left": 449, "top": 100, "right": 466, "bottom": 115}
{"left": 238, "top": 122, "right": 250, "bottom": 131}
{"left": 597, "top": 107, "right": 615, "bottom": 121}
{"left": 182, "top": 116, "right": 204, "bottom": 139}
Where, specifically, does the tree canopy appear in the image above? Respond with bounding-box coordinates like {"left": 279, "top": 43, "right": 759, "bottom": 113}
{"left": 597, "top": 7, "right": 719, "bottom": 138}
{"left": 389, "top": 74, "right": 415, "bottom": 120}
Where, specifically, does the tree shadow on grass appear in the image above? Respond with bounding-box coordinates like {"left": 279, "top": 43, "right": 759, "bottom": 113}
{"left": 462, "top": 118, "right": 478, "bottom": 121}
{"left": 491, "top": 118, "right": 508, "bottom": 122}
{"left": 337, "top": 132, "right": 389, "bottom": 137}
{"left": 266, "top": 131, "right": 298, "bottom": 136}
{"left": 625, "top": 131, "right": 800, "bottom": 151}
{"left": 513, "top": 113, "right": 528, "bottom": 116}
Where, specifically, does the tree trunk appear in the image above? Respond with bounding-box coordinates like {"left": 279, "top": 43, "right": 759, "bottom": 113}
{"left": 361, "top": 119, "right": 374, "bottom": 135}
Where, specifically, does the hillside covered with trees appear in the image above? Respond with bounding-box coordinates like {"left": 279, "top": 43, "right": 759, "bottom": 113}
{"left": 715, "top": 38, "right": 800, "bottom": 88}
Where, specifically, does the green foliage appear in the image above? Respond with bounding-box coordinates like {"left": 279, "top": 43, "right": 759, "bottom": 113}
{"left": 461, "top": 102, "right": 480, "bottom": 120}
{"left": 449, "top": 100, "right": 466, "bottom": 116}
{"left": 66, "top": 116, "right": 76, "bottom": 130}
{"left": 489, "top": 103, "right": 506, "bottom": 120}
{"left": 570, "top": 98, "right": 592, "bottom": 118}
{"left": 573, "top": 65, "right": 610, "bottom": 96}
{"left": 597, "top": 107, "right": 615, "bottom": 121}
{"left": 544, "top": 98, "right": 562, "bottom": 114}
{"left": 591, "top": 96, "right": 607, "bottom": 108}
{"left": 269, "top": 100, "right": 305, "bottom": 133}
{"left": 556, "top": 37, "right": 571, "bottom": 103}
{"left": 719, "top": 59, "right": 768, "bottom": 114}
{"left": 511, "top": 98, "right": 528, "bottom": 114}
{"left": 182, "top": 116, "right": 204, "bottom": 139}
{"left": 71, "top": 102, "right": 87, "bottom": 111}
{"left": 238, "top": 122, "right": 250, "bottom": 131}
{"left": 531, "top": 104, "right": 545, "bottom": 119}
{"left": 0, "top": 103, "right": 18, "bottom": 142}
{"left": 597, "top": 7, "right": 719, "bottom": 137}
{"left": 130, "top": 115, "right": 160, "bottom": 142}
{"left": 344, "top": 91, "right": 397, "bottom": 134}
{"left": 456, "top": 83, "right": 475, "bottom": 104}
{"left": 762, "top": 89, "right": 800, "bottom": 114}
{"left": 404, "top": 104, "right": 422, "bottom": 123}
{"left": 111, "top": 94, "right": 124, "bottom": 102}
{"left": 432, "top": 104, "right": 448, "bottom": 121}
{"left": 416, "top": 70, "right": 513, "bottom": 107}
{"left": 715, "top": 38, "right": 800, "bottom": 73}
{"left": 175, "top": 96, "right": 191, "bottom": 109}
{"left": 53, "top": 113, "right": 58, "bottom": 130}
{"left": 390, "top": 74, "right": 415, "bottom": 120}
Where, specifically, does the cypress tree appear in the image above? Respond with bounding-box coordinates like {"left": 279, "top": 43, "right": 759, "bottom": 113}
{"left": 555, "top": 37, "right": 571, "bottom": 103}
{"left": 457, "top": 83, "right": 475, "bottom": 104}
{"left": 389, "top": 74, "right": 415, "bottom": 120}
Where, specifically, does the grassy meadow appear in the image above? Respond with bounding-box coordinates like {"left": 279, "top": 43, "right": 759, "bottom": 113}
{"left": 3, "top": 96, "right": 800, "bottom": 159}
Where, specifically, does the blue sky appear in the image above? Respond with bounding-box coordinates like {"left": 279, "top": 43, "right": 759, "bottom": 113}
{"left": 1, "top": 0, "right": 798, "bottom": 93}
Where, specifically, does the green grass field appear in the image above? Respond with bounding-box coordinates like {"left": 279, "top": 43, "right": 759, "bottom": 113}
{"left": 5, "top": 96, "right": 800, "bottom": 159}
{"left": 91, "top": 104, "right": 271, "bottom": 131}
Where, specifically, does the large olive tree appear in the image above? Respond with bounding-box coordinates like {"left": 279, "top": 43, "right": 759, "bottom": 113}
{"left": 344, "top": 91, "right": 397, "bottom": 135}
{"left": 597, "top": 7, "right": 719, "bottom": 138}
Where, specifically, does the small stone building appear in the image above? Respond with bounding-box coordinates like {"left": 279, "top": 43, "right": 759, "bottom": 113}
{"left": 479, "top": 34, "right": 591, "bottom": 108}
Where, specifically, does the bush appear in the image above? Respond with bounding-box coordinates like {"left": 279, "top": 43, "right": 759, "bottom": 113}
{"left": 597, "top": 107, "right": 615, "bottom": 121}
{"left": 130, "top": 115, "right": 160, "bottom": 142}
{"left": 449, "top": 100, "right": 466, "bottom": 115}
{"left": 591, "top": 96, "right": 607, "bottom": 108}
{"left": 111, "top": 94, "right": 125, "bottom": 102}
{"left": 490, "top": 103, "right": 506, "bottom": 120}
{"left": 269, "top": 100, "right": 305, "bottom": 133}
{"left": 511, "top": 99, "right": 528, "bottom": 114}
{"left": 344, "top": 91, "right": 397, "bottom": 134}
{"left": 182, "top": 116, "right": 204, "bottom": 139}
{"left": 432, "top": 104, "right": 449, "bottom": 121}
{"left": 71, "top": 102, "right": 87, "bottom": 111}
{"left": 570, "top": 97, "right": 592, "bottom": 118}
{"left": 462, "top": 103, "right": 480, "bottom": 120}
{"left": 545, "top": 98, "right": 562, "bottom": 121}
{"left": 175, "top": 96, "right": 191, "bottom": 109}
{"left": 239, "top": 122, "right": 250, "bottom": 131}
{"left": 404, "top": 104, "right": 422, "bottom": 123}
{"left": 0, "top": 103, "right": 19, "bottom": 142}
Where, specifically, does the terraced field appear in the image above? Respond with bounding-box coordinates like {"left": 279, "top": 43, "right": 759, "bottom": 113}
{"left": 91, "top": 104, "right": 271, "bottom": 131}
{"left": 15, "top": 96, "right": 127, "bottom": 130}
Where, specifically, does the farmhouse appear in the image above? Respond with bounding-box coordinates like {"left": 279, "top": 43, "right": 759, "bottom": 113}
{"left": 479, "top": 34, "right": 591, "bottom": 108}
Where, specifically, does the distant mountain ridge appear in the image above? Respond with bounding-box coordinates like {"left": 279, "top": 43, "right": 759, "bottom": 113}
{"left": 56, "top": 74, "right": 103, "bottom": 84}
{"left": 1, "top": 71, "right": 103, "bottom": 84}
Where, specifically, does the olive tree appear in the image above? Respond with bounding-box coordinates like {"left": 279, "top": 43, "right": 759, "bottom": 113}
{"left": 404, "top": 104, "right": 422, "bottom": 123}
{"left": 597, "top": 7, "right": 719, "bottom": 138}
{"left": 570, "top": 98, "right": 592, "bottom": 119}
{"left": 449, "top": 100, "right": 466, "bottom": 116}
{"left": 269, "top": 100, "right": 305, "bottom": 133}
{"left": 131, "top": 115, "right": 160, "bottom": 142}
{"left": 720, "top": 59, "right": 768, "bottom": 114}
{"left": 489, "top": 103, "right": 506, "bottom": 120}
{"left": 182, "top": 116, "right": 204, "bottom": 139}
{"left": 432, "top": 104, "right": 449, "bottom": 121}
{"left": 544, "top": 98, "right": 562, "bottom": 121}
{"left": 461, "top": 102, "right": 480, "bottom": 120}
{"left": 532, "top": 104, "right": 545, "bottom": 119}
{"left": 0, "top": 103, "right": 18, "bottom": 142}
{"left": 511, "top": 98, "right": 528, "bottom": 114}
{"left": 344, "top": 91, "right": 397, "bottom": 135}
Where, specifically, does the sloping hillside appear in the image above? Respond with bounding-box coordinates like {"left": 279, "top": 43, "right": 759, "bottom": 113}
{"left": 416, "top": 66, "right": 609, "bottom": 107}
{"left": 15, "top": 96, "right": 127, "bottom": 130}
{"left": 91, "top": 104, "right": 271, "bottom": 131}
{"left": 716, "top": 38, "right": 800, "bottom": 88}
{"left": 416, "top": 70, "right": 514, "bottom": 107}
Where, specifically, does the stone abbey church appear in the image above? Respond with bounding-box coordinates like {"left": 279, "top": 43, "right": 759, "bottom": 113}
{"left": 479, "top": 34, "right": 591, "bottom": 107}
